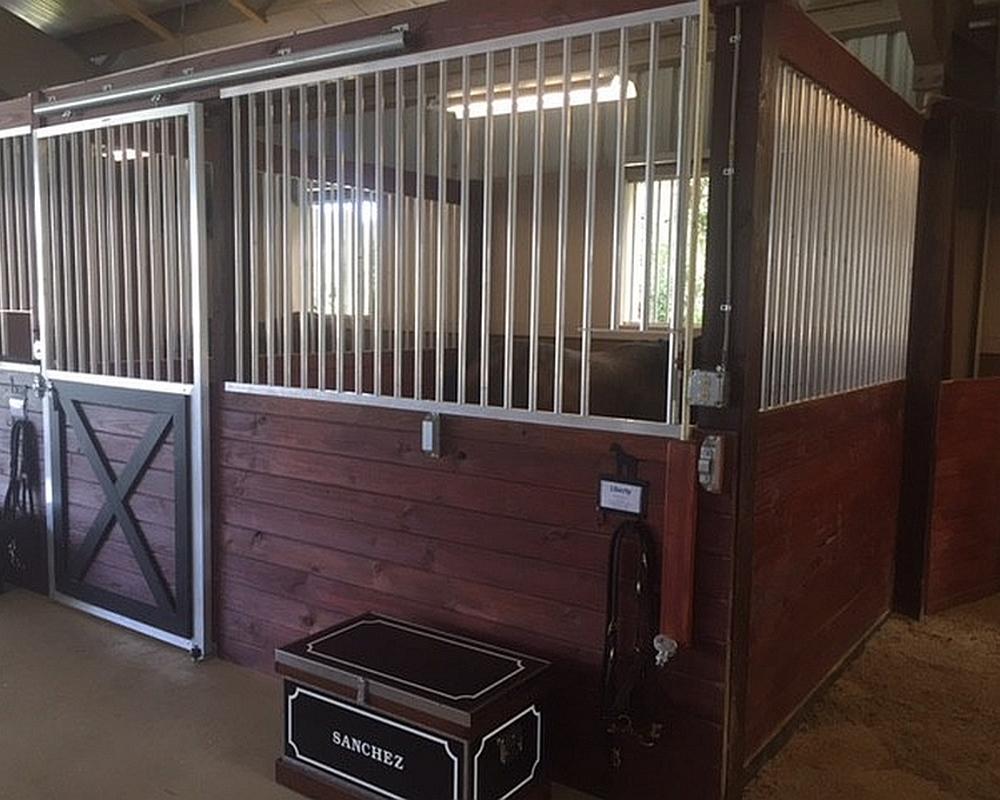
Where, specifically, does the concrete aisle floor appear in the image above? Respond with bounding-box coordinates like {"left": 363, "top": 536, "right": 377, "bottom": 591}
{"left": 0, "top": 590, "right": 594, "bottom": 800}
{"left": 744, "top": 594, "right": 1000, "bottom": 800}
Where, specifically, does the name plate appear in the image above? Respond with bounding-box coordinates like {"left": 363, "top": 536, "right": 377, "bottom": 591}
{"left": 285, "top": 682, "right": 461, "bottom": 800}
{"left": 598, "top": 478, "right": 647, "bottom": 517}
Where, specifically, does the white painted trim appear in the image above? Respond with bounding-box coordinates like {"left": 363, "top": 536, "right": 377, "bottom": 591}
{"left": 0, "top": 125, "right": 31, "bottom": 141}
{"left": 45, "top": 370, "right": 194, "bottom": 395}
{"left": 222, "top": 3, "right": 701, "bottom": 98}
{"left": 287, "top": 685, "right": 460, "bottom": 800}
{"left": 473, "top": 705, "right": 543, "bottom": 800}
{"left": 304, "top": 618, "right": 525, "bottom": 702}
{"left": 0, "top": 360, "right": 40, "bottom": 374}
{"left": 34, "top": 104, "right": 199, "bottom": 138}
{"left": 225, "top": 382, "right": 684, "bottom": 439}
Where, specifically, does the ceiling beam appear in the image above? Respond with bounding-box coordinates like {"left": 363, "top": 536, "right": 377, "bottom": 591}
{"left": 897, "top": 0, "right": 973, "bottom": 93}
{"left": 227, "top": 0, "right": 268, "bottom": 25}
{"left": 0, "top": 7, "right": 95, "bottom": 97}
{"left": 109, "top": 0, "right": 177, "bottom": 42}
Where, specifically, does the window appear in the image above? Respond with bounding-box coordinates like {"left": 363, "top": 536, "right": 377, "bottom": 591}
{"left": 619, "top": 175, "right": 708, "bottom": 330}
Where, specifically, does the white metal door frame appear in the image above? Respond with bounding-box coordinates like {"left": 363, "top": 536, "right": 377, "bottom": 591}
{"left": 32, "top": 103, "right": 212, "bottom": 658}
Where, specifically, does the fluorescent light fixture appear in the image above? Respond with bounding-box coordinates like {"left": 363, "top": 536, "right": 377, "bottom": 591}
{"left": 448, "top": 74, "right": 637, "bottom": 119}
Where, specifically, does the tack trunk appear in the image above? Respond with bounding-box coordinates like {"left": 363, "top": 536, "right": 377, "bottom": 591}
{"left": 276, "top": 613, "right": 552, "bottom": 800}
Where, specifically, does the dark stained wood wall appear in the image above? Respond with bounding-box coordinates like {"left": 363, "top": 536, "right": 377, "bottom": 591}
{"left": 213, "top": 389, "right": 732, "bottom": 799}
{"left": 926, "top": 378, "right": 1000, "bottom": 613}
{"left": 744, "top": 382, "right": 905, "bottom": 761}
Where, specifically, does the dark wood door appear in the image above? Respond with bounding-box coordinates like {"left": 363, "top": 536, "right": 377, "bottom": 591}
{"left": 50, "top": 380, "right": 192, "bottom": 638}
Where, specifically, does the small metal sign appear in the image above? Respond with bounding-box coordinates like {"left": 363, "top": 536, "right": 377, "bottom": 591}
{"left": 598, "top": 477, "right": 648, "bottom": 518}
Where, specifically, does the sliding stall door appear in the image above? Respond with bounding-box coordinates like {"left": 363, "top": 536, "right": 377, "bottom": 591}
{"left": 34, "top": 104, "right": 211, "bottom": 655}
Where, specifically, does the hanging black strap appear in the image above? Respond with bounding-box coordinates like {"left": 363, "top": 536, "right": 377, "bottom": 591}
{"left": 600, "top": 517, "right": 660, "bottom": 764}
{"left": 3, "top": 418, "right": 37, "bottom": 521}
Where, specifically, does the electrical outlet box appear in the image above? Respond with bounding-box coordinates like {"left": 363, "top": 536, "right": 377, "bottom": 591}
{"left": 688, "top": 369, "right": 728, "bottom": 408}
{"left": 698, "top": 435, "right": 725, "bottom": 494}
{"left": 421, "top": 413, "right": 440, "bottom": 458}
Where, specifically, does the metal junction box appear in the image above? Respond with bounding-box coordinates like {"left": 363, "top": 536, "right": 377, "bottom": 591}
{"left": 276, "top": 613, "right": 552, "bottom": 800}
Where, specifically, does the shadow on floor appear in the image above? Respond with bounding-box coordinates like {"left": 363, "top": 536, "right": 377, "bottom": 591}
{"left": 744, "top": 594, "right": 1000, "bottom": 800}
{"left": 0, "top": 590, "right": 592, "bottom": 800}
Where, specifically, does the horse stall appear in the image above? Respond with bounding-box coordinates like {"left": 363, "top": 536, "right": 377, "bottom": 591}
{"left": 700, "top": 1, "right": 922, "bottom": 789}
{"left": 0, "top": 1, "right": 942, "bottom": 799}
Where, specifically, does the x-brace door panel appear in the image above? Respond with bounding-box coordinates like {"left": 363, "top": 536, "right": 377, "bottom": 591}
{"left": 51, "top": 381, "right": 192, "bottom": 637}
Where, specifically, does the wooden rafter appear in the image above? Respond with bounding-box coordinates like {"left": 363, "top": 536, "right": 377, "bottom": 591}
{"left": 109, "top": 0, "right": 177, "bottom": 42}
{"left": 227, "top": 0, "right": 269, "bottom": 24}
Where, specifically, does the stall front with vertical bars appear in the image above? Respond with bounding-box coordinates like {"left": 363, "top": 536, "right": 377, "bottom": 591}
{"left": 223, "top": 5, "right": 709, "bottom": 437}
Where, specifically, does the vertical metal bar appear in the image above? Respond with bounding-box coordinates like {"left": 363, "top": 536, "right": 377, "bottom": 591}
{"left": 298, "top": 87, "right": 310, "bottom": 390}
{"left": 436, "top": 62, "right": 449, "bottom": 403}
{"left": 59, "top": 137, "right": 76, "bottom": 372}
{"left": 248, "top": 95, "right": 260, "bottom": 385}
{"left": 22, "top": 139, "right": 37, "bottom": 336}
{"left": 553, "top": 37, "right": 572, "bottom": 414}
{"left": 12, "top": 139, "right": 27, "bottom": 313}
{"left": 264, "top": 91, "right": 275, "bottom": 385}
{"left": 233, "top": 98, "right": 245, "bottom": 383}
{"left": 374, "top": 72, "right": 385, "bottom": 397}
{"left": 394, "top": 69, "right": 404, "bottom": 397}
{"left": 414, "top": 65, "right": 426, "bottom": 400}
{"left": 163, "top": 120, "right": 177, "bottom": 382}
{"left": 671, "top": 19, "right": 695, "bottom": 417}
{"left": 610, "top": 28, "right": 629, "bottom": 331}
{"left": 95, "top": 128, "right": 109, "bottom": 375}
{"left": 134, "top": 124, "right": 149, "bottom": 379}
{"left": 70, "top": 135, "right": 87, "bottom": 372}
{"left": 318, "top": 83, "right": 328, "bottom": 391}
{"left": 355, "top": 76, "right": 365, "bottom": 394}
{"left": 107, "top": 127, "right": 122, "bottom": 375}
{"left": 1, "top": 142, "right": 13, "bottom": 340}
{"left": 502, "top": 48, "right": 519, "bottom": 409}
{"left": 187, "top": 103, "right": 213, "bottom": 657}
{"left": 48, "top": 140, "right": 62, "bottom": 370}
{"left": 336, "top": 79, "right": 347, "bottom": 392}
{"left": 480, "top": 52, "right": 496, "bottom": 407}
{"left": 528, "top": 42, "right": 544, "bottom": 413}
{"left": 580, "top": 33, "right": 600, "bottom": 417}
{"left": 640, "top": 23, "right": 659, "bottom": 332}
{"left": 31, "top": 132, "right": 57, "bottom": 596}
{"left": 148, "top": 121, "right": 161, "bottom": 380}
{"left": 120, "top": 127, "right": 135, "bottom": 377}
{"left": 82, "top": 132, "right": 97, "bottom": 374}
{"left": 457, "top": 55, "right": 471, "bottom": 405}
{"left": 176, "top": 117, "right": 191, "bottom": 384}
{"left": 282, "top": 88, "right": 293, "bottom": 388}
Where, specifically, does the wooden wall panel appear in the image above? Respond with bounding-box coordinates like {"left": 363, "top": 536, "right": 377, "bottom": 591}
{"left": 926, "top": 378, "right": 1000, "bottom": 612}
{"left": 213, "top": 390, "right": 731, "bottom": 799}
{"left": 744, "top": 382, "right": 905, "bottom": 761}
